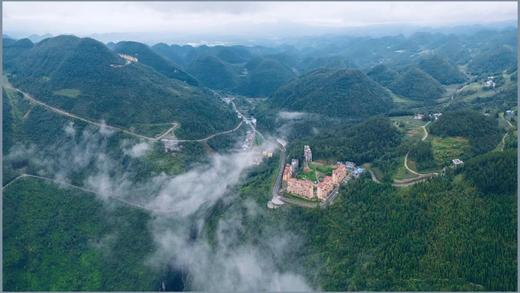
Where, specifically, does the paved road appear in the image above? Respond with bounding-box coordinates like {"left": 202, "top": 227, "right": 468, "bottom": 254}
{"left": 2, "top": 173, "right": 160, "bottom": 213}
{"left": 367, "top": 168, "right": 382, "bottom": 184}
{"left": 154, "top": 123, "right": 179, "bottom": 140}
{"left": 392, "top": 121, "right": 438, "bottom": 187}
{"left": 10, "top": 85, "right": 244, "bottom": 143}
{"left": 271, "top": 144, "right": 286, "bottom": 198}
{"left": 421, "top": 121, "right": 431, "bottom": 141}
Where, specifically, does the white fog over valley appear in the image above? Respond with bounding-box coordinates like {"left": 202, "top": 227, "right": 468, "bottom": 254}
{"left": 2, "top": 1, "right": 517, "bottom": 292}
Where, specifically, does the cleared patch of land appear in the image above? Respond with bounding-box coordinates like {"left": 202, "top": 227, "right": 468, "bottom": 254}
{"left": 431, "top": 136, "right": 470, "bottom": 166}
{"left": 296, "top": 161, "right": 334, "bottom": 182}
{"left": 391, "top": 116, "right": 426, "bottom": 140}
{"left": 53, "top": 88, "right": 81, "bottom": 98}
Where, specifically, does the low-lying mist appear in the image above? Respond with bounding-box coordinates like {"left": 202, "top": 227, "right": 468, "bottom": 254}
{"left": 6, "top": 122, "right": 314, "bottom": 291}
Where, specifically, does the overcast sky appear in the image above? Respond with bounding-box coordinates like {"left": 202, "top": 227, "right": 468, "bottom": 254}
{"left": 3, "top": 1, "right": 517, "bottom": 43}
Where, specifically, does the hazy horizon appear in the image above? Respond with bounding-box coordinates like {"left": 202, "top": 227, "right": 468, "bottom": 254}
{"left": 3, "top": 1, "right": 517, "bottom": 45}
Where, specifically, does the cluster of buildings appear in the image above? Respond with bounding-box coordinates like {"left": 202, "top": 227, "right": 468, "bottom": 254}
{"left": 161, "top": 139, "right": 180, "bottom": 152}
{"left": 452, "top": 158, "right": 464, "bottom": 167}
{"left": 505, "top": 109, "right": 515, "bottom": 120}
{"left": 345, "top": 161, "right": 365, "bottom": 178}
{"left": 282, "top": 145, "right": 355, "bottom": 201}
{"left": 414, "top": 112, "right": 443, "bottom": 121}
{"left": 110, "top": 53, "right": 138, "bottom": 68}
{"left": 483, "top": 76, "right": 496, "bottom": 89}
{"left": 242, "top": 129, "right": 256, "bottom": 151}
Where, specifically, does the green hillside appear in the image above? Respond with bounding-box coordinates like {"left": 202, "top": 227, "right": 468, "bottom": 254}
{"left": 186, "top": 55, "right": 239, "bottom": 90}
{"left": 429, "top": 110, "right": 502, "bottom": 155}
{"left": 236, "top": 57, "right": 296, "bottom": 96}
{"left": 113, "top": 41, "right": 198, "bottom": 85}
{"left": 366, "top": 64, "right": 401, "bottom": 87}
{"left": 388, "top": 66, "right": 445, "bottom": 101}
{"left": 468, "top": 45, "right": 517, "bottom": 75}
{"left": 3, "top": 38, "right": 34, "bottom": 70}
{"left": 4, "top": 35, "right": 238, "bottom": 139}
{"left": 3, "top": 177, "right": 164, "bottom": 291}
{"left": 270, "top": 68, "right": 394, "bottom": 118}
{"left": 416, "top": 54, "right": 466, "bottom": 85}
{"left": 287, "top": 167, "right": 516, "bottom": 291}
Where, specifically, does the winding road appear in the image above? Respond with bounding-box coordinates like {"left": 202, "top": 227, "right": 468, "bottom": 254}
{"left": 8, "top": 85, "right": 244, "bottom": 143}
{"left": 395, "top": 121, "right": 438, "bottom": 186}
{"left": 2, "top": 173, "right": 159, "bottom": 213}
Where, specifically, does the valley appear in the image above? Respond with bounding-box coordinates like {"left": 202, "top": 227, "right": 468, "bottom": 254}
{"left": 2, "top": 23, "right": 517, "bottom": 292}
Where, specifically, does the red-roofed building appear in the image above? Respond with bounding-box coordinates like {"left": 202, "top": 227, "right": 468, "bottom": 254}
{"left": 316, "top": 176, "right": 335, "bottom": 200}
{"left": 287, "top": 178, "right": 315, "bottom": 199}
{"left": 282, "top": 164, "right": 293, "bottom": 182}
{"left": 332, "top": 163, "right": 347, "bottom": 185}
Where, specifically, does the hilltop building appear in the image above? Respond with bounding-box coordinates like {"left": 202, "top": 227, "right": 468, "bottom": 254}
{"left": 304, "top": 145, "right": 312, "bottom": 163}
{"left": 316, "top": 176, "right": 335, "bottom": 200}
{"left": 332, "top": 163, "right": 347, "bottom": 184}
{"left": 291, "top": 159, "right": 299, "bottom": 173}
{"left": 283, "top": 162, "right": 349, "bottom": 201}
{"left": 452, "top": 158, "right": 464, "bottom": 167}
{"left": 118, "top": 53, "right": 138, "bottom": 63}
{"left": 282, "top": 163, "right": 293, "bottom": 181}
{"left": 287, "top": 178, "right": 315, "bottom": 199}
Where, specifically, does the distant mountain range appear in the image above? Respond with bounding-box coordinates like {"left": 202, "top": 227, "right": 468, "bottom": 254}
{"left": 3, "top": 27, "right": 516, "bottom": 123}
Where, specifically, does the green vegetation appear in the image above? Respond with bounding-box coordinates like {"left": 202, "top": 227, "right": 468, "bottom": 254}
{"left": 295, "top": 162, "right": 334, "bottom": 181}
{"left": 187, "top": 55, "right": 238, "bottom": 89}
{"left": 3, "top": 177, "right": 162, "bottom": 291}
{"left": 236, "top": 57, "right": 296, "bottom": 97}
{"left": 388, "top": 66, "right": 445, "bottom": 101}
{"left": 416, "top": 54, "right": 466, "bottom": 85}
{"left": 288, "top": 118, "right": 402, "bottom": 165}
{"left": 53, "top": 88, "right": 81, "bottom": 98}
{"left": 367, "top": 64, "right": 400, "bottom": 87}
{"left": 468, "top": 45, "right": 517, "bottom": 75}
{"left": 429, "top": 110, "right": 502, "bottom": 156}
{"left": 391, "top": 116, "right": 427, "bottom": 140}
{"left": 285, "top": 165, "right": 516, "bottom": 290}
{"left": 270, "top": 68, "right": 393, "bottom": 118}
{"left": 4, "top": 35, "right": 238, "bottom": 139}
{"left": 113, "top": 41, "right": 198, "bottom": 85}
{"left": 408, "top": 140, "right": 437, "bottom": 171}
{"left": 464, "top": 150, "right": 517, "bottom": 195}
{"left": 3, "top": 27, "right": 518, "bottom": 292}
{"left": 431, "top": 136, "right": 471, "bottom": 166}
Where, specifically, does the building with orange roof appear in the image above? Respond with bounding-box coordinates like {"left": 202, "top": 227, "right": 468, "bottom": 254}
{"left": 316, "top": 176, "right": 335, "bottom": 200}
{"left": 287, "top": 178, "right": 315, "bottom": 199}
{"left": 332, "top": 163, "right": 347, "bottom": 185}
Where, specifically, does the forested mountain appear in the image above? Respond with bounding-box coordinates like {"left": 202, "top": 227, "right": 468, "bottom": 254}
{"left": 366, "top": 64, "right": 401, "bottom": 87}
{"left": 3, "top": 38, "right": 34, "bottom": 70}
{"left": 3, "top": 35, "right": 238, "bottom": 139}
{"left": 287, "top": 166, "right": 516, "bottom": 290}
{"left": 416, "top": 54, "right": 466, "bottom": 84}
{"left": 464, "top": 150, "right": 517, "bottom": 195}
{"left": 289, "top": 117, "right": 402, "bottom": 164}
{"left": 3, "top": 25, "right": 517, "bottom": 292}
{"left": 388, "top": 66, "right": 445, "bottom": 101}
{"left": 236, "top": 57, "right": 296, "bottom": 96}
{"left": 299, "top": 55, "right": 356, "bottom": 73}
{"left": 269, "top": 68, "right": 393, "bottom": 118}
{"left": 468, "top": 45, "right": 517, "bottom": 75}
{"left": 151, "top": 43, "right": 197, "bottom": 67}
{"left": 429, "top": 110, "right": 502, "bottom": 155}
{"left": 186, "top": 55, "right": 239, "bottom": 90}
{"left": 113, "top": 41, "right": 198, "bottom": 85}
